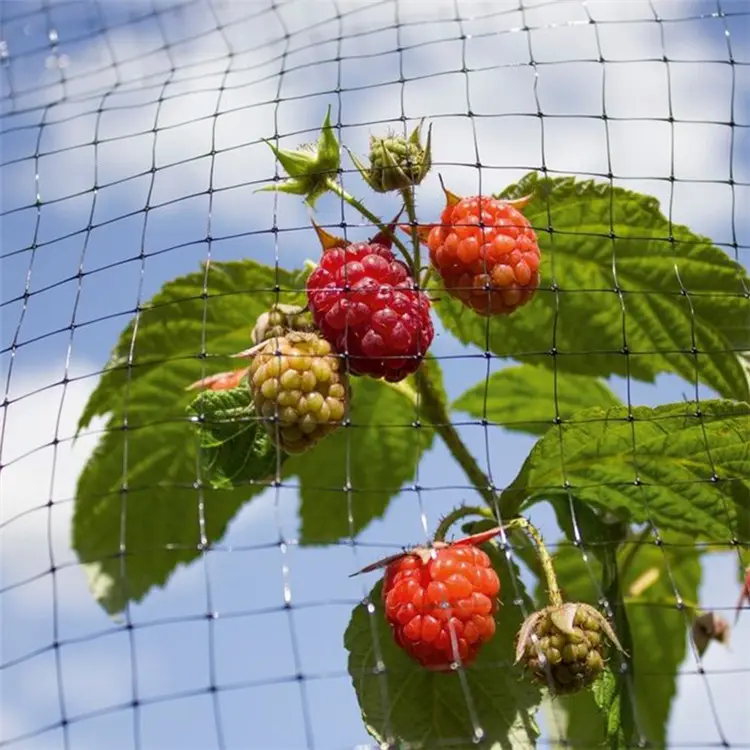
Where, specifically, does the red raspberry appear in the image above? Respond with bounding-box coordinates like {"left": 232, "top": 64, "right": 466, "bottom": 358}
{"left": 426, "top": 195, "right": 540, "bottom": 316}
{"left": 306, "top": 242, "right": 434, "bottom": 382}
{"left": 382, "top": 542, "right": 500, "bottom": 670}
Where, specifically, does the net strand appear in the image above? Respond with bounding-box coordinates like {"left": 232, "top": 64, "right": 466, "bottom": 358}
{"left": 2, "top": 1, "right": 748, "bottom": 748}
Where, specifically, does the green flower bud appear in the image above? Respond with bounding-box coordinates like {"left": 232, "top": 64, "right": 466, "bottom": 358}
{"left": 349, "top": 120, "right": 432, "bottom": 193}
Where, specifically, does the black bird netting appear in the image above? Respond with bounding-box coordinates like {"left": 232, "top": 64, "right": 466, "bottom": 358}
{"left": 1, "top": 0, "right": 749, "bottom": 749}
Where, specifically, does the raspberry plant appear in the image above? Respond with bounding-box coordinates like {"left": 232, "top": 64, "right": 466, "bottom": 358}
{"left": 72, "top": 108, "right": 750, "bottom": 748}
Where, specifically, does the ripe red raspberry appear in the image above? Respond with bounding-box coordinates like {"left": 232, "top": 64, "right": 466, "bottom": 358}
{"left": 381, "top": 541, "right": 500, "bottom": 670}
{"left": 306, "top": 242, "right": 434, "bottom": 382}
{"left": 426, "top": 195, "right": 540, "bottom": 316}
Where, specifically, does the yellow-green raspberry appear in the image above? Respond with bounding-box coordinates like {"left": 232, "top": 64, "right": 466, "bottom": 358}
{"left": 515, "top": 602, "right": 625, "bottom": 695}
{"left": 248, "top": 332, "right": 349, "bottom": 454}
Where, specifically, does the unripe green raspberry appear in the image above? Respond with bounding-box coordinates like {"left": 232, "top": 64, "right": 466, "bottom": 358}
{"left": 349, "top": 120, "right": 432, "bottom": 194}
{"left": 248, "top": 332, "right": 349, "bottom": 454}
{"left": 515, "top": 602, "right": 624, "bottom": 695}
{"left": 251, "top": 304, "right": 315, "bottom": 345}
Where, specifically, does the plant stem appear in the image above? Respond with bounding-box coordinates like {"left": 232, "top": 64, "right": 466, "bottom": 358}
{"left": 324, "top": 178, "right": 413, "bottom": 266}
{"left": 327, "top": 176, "right": 506, "bottom": 522}
{"left": 618, "top": 525, "right": 653, "bottom": 582}
{"left": 413, "top": 364, "right": 498, "bottom": 510}
{"left": 401, "top": 187, "right": 421, "bottom": 278}
{"left": 434, "top": 505, "right": 496, "bottom": 542}
{"left": 506, "top": 517, "right": 563, "bottom": 607}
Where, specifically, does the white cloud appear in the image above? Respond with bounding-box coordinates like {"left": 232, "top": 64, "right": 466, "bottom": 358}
{"left": 9, "top": 0, "right": 742, "bottom": 254}
{"left": 0, "top": 362, "right": 106, "bottom": 609}
{"left": 2, "top": 1, "right": 747, "bottom": 746}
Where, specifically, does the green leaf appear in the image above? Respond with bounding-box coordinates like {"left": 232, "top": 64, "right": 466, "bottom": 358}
{"left": 187, "top": 386, "right": 283, "bottom": 490}
{"left": 601, "top": 535, "right": 637, "bottom": 748}
{"left": 453, "top": 364, "right": 622, "bottom": 436}
{"left": 345, "top": 546, "right": 541, "bottom": 749}
{"left": 543, "top": 533, "right": 703, "bottom": 747}
{"left": 592, "top": 665, "right": 626, "bottom": 749}
{"left": 290, "top": 362, "right": 442, "bottom": 544}
{"left": 78, "top": 260, "right": 304, "bottom": 432}
{"left": 74, "top": 260, "right": 303, "bottom": 614}
{"left": 73, "top": 359, "right": 273, "bottom": 616}
{"left": 503, "top": 400, "right": 750, "bottom": 541}
{"left": 434, "top": 172, "right": 750, "bottom": 400}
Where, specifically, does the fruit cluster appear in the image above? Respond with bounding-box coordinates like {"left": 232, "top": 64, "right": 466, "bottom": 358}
{"left": 187, "top": 111, "right": 627, "bottom": 695}
{"left": 190, "top": 111, "right": 543, "bottom": 459}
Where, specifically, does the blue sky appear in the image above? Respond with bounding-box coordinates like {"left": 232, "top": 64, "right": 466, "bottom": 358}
{"left": 1, "top": 0, "right": 749, "bottom": 748}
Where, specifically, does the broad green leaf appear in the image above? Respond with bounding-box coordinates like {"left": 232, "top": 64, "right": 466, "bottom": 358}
{"left": 73, "top": 359, "right": 275, "bottom": 616}
{"left": 74, "top": 259, "right": 302, "bottom": 614}
{"left": 290, "top": 360, "right": 443, "bottom": 544}
{"left": 187, "top": 386, "right": 283, "bottom": 490}
{"left": 434, "top": 172, "right": 750, "bottom": 400}
{"left": 453, "top": 364, "right": 622, "bottom": 436}
{"left": 550, "top": 497, "right": 628, "bottom": 561}
{"left": 345, "top": 546, "right": 541, "bottom": 749}
{"left": 540, "top": 533, "right": 702, "bottom": 747}
{"left": 78, "top": 260, "right": 305, "bottom": 431}
{"left": 503, "top": 400, "right": 750, "bottom": 541}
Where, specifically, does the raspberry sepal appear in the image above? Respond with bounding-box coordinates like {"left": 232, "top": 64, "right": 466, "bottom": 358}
{"left": 258, "top": 106, "right": 340, "bottom": 207}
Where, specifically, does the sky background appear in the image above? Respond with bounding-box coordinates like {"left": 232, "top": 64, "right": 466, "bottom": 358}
{"left": 1, "top": 0, "right": 749, "bottom": 748}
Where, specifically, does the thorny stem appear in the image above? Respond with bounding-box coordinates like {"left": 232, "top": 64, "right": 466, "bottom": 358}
{"left": 324, "top": 178, "right": 413, "bottom": 266}
{"left": 413, "top": 364, "right": 499, "bottom": 510}
{"left": 401, "top": 187, "right": 421, "bottom": 279}
{"left": 434, "top": 505, "right": 496, "bottom": 542}
{"left": 506, "top": 517, "right": 563, "bottom": 607}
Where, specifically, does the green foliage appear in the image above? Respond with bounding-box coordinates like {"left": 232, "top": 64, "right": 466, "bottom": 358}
{"left": 70, "top": 158, "right": 750, "bottom": 747}
{"left": 434, "top": 172, "right": 750, "bottom": 401}
{"left": 77, "top": 261, "right": 305, "bottom": 433}
{"left": 74, "top": 259, "right": 441, "bottom": 613}
{"left": 344, "top": 548, "right": 541, "bottom": 749}
{"left": 454, "top": 364, "right": 622, "bottom": 436}
{"left": 187, "top": 385, "right": 283, "bottom": 490}
{"left": 73, "top": 261, "right": 299, "bottom": 615}
{"left": 592, "top": 666, "right": 627, "bottom": 749}
{"left": 542, "top": 533, "right": 702, "bottom": 747}
{"left": 73, "top": 357, "right": 274, "bottom": 616}
{"left": 289, "top": 370, "right": 438, "bottom": 544}
{"left": 503, "top": 400, "right": 750, "bottom": 539}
